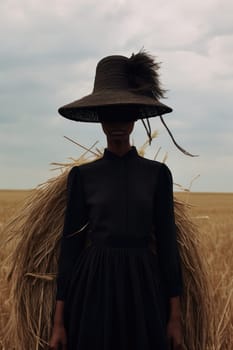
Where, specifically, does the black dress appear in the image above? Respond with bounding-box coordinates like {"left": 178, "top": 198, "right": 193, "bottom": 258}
{"left": 56, "top": 145, "right": 183, "bottom": 350}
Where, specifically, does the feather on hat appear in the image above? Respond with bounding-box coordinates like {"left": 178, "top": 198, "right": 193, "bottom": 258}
{"left": 127, "top": 50, "right": 166, "bottom": 99}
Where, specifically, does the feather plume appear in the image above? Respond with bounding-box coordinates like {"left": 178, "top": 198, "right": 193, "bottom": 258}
{"left": 127, "top": 49, "right": 167, "bottom": 99}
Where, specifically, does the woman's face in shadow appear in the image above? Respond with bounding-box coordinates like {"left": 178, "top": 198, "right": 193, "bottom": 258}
{"left": 101, "top": 120, "right": 135, "bottom": 140}
{"left": 98, "top": 105, "right": 139, "bottom": 140}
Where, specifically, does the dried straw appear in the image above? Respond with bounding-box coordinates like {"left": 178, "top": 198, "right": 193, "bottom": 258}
{"left": 0, "top": 139, "right": 215, "bottom": 349}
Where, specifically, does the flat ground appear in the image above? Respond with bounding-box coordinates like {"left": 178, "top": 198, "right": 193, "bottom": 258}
{"left": 0, "top": 190, "right": 232, "bottom": 348}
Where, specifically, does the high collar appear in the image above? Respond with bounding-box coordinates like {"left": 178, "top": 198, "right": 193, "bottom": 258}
{"left": 103, "top": 145, "right": 139, "bottom": 160}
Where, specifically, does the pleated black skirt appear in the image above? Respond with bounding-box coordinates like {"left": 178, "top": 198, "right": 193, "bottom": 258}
{"left": 63, "top": 236, "right": 170, "bottom": 350}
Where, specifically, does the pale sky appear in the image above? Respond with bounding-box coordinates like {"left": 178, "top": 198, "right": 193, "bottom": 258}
{"left": 1, "top": 0, "right": 233, "bottom": 192}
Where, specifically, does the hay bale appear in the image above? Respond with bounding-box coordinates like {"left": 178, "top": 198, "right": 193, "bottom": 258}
{"left": 0, "top": 142, "right": 215, "bottom": 350}
{"left": 174, "top": 200, "right": 215, "bottom": 349}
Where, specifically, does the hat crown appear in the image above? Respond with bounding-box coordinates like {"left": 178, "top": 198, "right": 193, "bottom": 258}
{"left": 58, "top": 50, "right": 173, "bottom": 122}
{"left": 93, "top": 55, "right": 130, "bottom": 92}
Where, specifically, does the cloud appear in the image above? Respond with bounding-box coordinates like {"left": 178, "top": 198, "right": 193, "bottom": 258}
{"left": 0, "top": 0, "right": 232, "bottom": 191}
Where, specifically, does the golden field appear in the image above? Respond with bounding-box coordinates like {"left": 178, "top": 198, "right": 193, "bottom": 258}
{"left": 0, "top": 189, "right": 232, "bottom": 349}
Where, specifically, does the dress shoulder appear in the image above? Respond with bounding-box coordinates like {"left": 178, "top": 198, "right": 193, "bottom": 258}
{"left": 157, "top": 162, "right": 173, "bottom": 183}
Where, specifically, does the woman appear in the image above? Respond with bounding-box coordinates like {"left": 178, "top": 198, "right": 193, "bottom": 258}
{"left": 49, "top": 50, "right": 188, "bottom": 350}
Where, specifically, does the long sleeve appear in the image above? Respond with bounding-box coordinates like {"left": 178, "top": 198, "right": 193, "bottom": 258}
{"left": 154, "top": 163, "right": 183, "bottom": 298}
{"left": 56, "top": 166, "right": 89, "bottom": 301}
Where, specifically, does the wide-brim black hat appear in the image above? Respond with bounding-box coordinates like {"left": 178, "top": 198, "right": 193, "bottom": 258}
{"left": 58, "top": 50, "right": 198, "bottom": 157}
{"left": 58, "top": 51, "right": 172, "bottom": 122}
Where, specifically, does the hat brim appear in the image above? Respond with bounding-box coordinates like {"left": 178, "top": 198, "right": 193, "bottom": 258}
{"left": 58, "top": 90, "right": 172, "bottom": 122}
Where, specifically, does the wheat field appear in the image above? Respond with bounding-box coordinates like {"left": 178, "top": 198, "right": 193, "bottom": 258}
{"left": 0, "top": 189, "right": 232, "bottom": 349}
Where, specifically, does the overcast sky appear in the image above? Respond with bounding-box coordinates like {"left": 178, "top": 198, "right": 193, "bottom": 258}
{"left": 1, "top": 0, "right": 232, "bottom": 192}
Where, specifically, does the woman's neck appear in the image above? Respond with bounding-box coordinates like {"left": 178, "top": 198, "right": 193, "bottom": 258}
{"left": 106, "top": 140, "right": 132, "bottom": 157}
